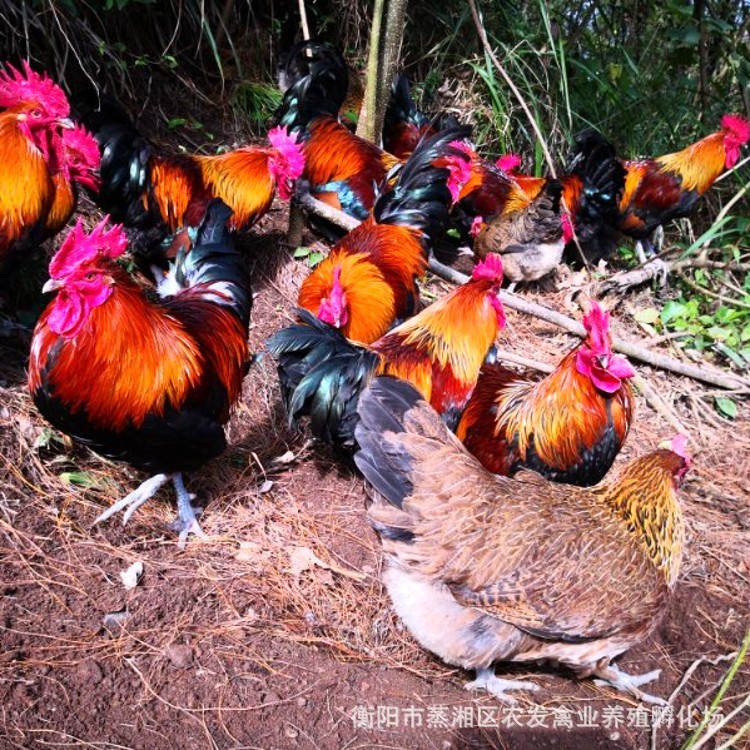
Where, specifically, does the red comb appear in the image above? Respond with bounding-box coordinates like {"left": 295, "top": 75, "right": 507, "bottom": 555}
{"left": 722, "top": 114, "right": 750, "bottom": 144}
{"left": 472, "top": 253, "right": 504, "bottom": 283}
{"left": 495, "top": 153, "right": 522, "bottom": 173}
{"left": 0, "top": 60, "right": 70, "bottom": 117}
{"left": 670, "top": 434, "right": 689, "bottom": 458}
{"left": 49, "top": 217, "right": 128, "bottom": 279}
{"left": 582, "top": 300, "right": 610, "bottom": 351}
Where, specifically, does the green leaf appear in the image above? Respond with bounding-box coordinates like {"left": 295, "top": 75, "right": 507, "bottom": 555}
{"left": 293, "top": 246, "right": 311, "bottom": 259}
{"left": 740, "top": 324, "right": 750, "bottom": 342}
{"left": 167, "top": 117, "right": 187, "bottom": 129}
{"left": 60, "top": 471, "right": 100, "bottom": 489}
{"left": 635, "top": 308, "right": 660, "bottom": 324}
{"left": 714, "top": 397, "right": 737, "bottom": 420}
{"left": 660, "top": 301, "right": 686, "bottom": 324}
{"left": 307, "top": 252, "right": 325, "bottom": 268}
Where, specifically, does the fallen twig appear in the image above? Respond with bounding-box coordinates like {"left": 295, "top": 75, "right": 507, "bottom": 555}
{"left": 293, "top": 191, "right": 750, "bottom": 391}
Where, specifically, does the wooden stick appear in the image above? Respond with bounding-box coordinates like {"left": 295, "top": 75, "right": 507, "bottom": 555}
{"left": 293, "top": 191, "right": 750, "bottom": 391}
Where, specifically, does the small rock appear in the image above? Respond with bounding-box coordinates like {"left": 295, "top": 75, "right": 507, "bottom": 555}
{"left": 165, "top": 644, "right": 193, "bottom": 669}
{"left": 284, "top": 725, "right": 298, "bottom": 739}
{"left": 262, "top": 691, "right": 281, "bottom": 704}
{"left": 296, "top": 697, "right": 307, "bottom": 708}
{"left": 102, "top": 609, "right": 130, "bottom": 636}
{"left": 77, "top": 659, "right": 104, "bottom": 685}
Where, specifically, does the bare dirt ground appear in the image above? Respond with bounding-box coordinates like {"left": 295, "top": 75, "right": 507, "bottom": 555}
{"left": 0, "top": 197, "right": 748, "bottom": 750}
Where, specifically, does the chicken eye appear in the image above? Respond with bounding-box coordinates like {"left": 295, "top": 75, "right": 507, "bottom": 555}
{"left": 30, "top": 108, "right": 42, "bottom": 118}
{"left": 85, "top": 272, "right": 96, "bottom": 281}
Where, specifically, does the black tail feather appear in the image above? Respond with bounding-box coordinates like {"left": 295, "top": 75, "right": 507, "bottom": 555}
{"left": 565, "top": 129, "right": 626, "bottom": 258}
{"left": 354, "top": 377, "right": 426, "bottom": 509}
{"left": 267, "top": 308, "right": 381, "bottom": 450}
{"left": 271, "top": 41, "right": 349, "bottom": 134}
{"left": 169, "top": 200, "right": 252, "bottom": 329}
{"left": 375, "top": 126, "right": 472, "bottom": 244}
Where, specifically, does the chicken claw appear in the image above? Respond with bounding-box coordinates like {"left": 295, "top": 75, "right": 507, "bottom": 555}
{"left": 93, "top": 473, "right": 171, "bottom": 527}
{"left": 464, "top": 667, "right": 540, "bottom": 703}
{"left": 593, "top": 663, "right": 665, "bottom": 705}
{"left": 170, "top": 473, "right": 208, "bottom": 550}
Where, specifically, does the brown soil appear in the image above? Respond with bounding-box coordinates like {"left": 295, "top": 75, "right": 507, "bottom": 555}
{"left": 0, "top": 197, "right": 748, "bottom": 750}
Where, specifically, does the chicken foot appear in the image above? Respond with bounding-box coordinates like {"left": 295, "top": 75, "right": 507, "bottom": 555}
{"left": 592, "top": 662, "right": 665, "bottom": 705}
{"left": 93, "top": 472, "right": 207, "bottom": 549}
{"left": 464, "top": 667, "right": 540, "bottom": 704}
{"left": 93, "top": 472, "right": 171, "bottom": 527}
{"left": 168, "top": 473, "right": 208, "bottom": 550}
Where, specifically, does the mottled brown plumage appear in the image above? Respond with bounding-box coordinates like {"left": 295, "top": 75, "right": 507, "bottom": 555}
{"left": 355, "top": 377, "right": 690, "bottom": 703}
{"left": 473, "top": 179, "right": 567, "bottom": 283}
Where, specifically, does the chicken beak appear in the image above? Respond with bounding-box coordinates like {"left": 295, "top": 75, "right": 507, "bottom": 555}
{"left": 42, "top": 278, "right": 64, "bottom": 294}
{"left": 58, "top": 117, "right": 75, "bottom": 130}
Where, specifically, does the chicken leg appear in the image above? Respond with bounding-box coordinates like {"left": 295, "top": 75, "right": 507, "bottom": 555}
{"left": 93, "top": 472, "right": 207, "bottom": 549}
{"left": 168, "top": 472, "right": 208, "bottom": 549}
{"left": 464, "top": 667, "right": 540, "bottom": 703}
{"left": 592, "top": 662, "right": 665, "bottom": 705}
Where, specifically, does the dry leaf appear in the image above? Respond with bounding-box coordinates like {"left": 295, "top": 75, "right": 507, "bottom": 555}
{"left": 288, "top": 546, "right": 365, "bottom": 582}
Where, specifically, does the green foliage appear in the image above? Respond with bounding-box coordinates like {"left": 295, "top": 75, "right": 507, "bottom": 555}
{"left": 231, "top": 82, "right": 283, "bottom": 133}
{"left": 293, "top": 246, "right": 326, "bottom": 269}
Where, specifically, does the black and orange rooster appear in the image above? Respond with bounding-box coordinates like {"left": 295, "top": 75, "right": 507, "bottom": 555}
{"left": 28, "top": 202, "right": 251, "bottom": 547}
{"left": 0, "top": 61, "right": 75, "bottom": 281}
{"left": 297, "top": 127, "right": 471, "bottom": 344}
{"left": 573, "top": 115, "right": 750, "bottom": 263}
{"left": 273, "top": 41, "right": 399, "bottom": 219}
{"left": 382, "top": 74, "right": 436, "bottom": 160}
{"left": 268, "top": 253, "right": 506, "bottom": 452}
{"left": 456, "top": 301, "right": 635, "bottom": 486}
{"left": 356, "top": 377, "right": 690, "bottom": 703}
{"left": 77, "top": 94, "right": 305, "bottom": 253}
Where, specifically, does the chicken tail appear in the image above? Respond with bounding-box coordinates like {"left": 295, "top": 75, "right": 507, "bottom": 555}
{"left": 267, "top": 308, "right": 381, "bottom": 451}
{"left": 355, "top": 376, "right": 463, "bottom": 527}
{"left": 72, "top": 91, "right": 157, "bottom": 230}
{"left": 566, "top": 129, "right": 626, "bottom": 249}
{"left": 271, "top": 41, "right": 349, "bottom": 134}
{"left": 384, "top": 74, "right": 428, "bottom": 132}
{"left": 375, "top": 126, "right": 473, "bottom": 244}
{"left": 161, "top": 199, "right": 252, "bottom": 329}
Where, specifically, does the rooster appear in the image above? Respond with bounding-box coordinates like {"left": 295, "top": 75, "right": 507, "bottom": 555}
{"left": 356, "top": 377, "right": 690, "bottom": 704}
{"left": 574, "top": 116, "right": 750, "bottom": 263}
{"left": 470, "top": 136, "right": 626, "bottom": 282}
{"left": 268, "top": 253, "right": 506, "bottom": 452}
{"left": 28, "top": 202, "right": 251, "bottom": 547}
{"left": 0, "top": 61, "right": 74, "bottom": 281}
{"left": 456, "top": 301, "right": 635, "bottom": 485}
{"left": 272, "top": 41, "right": 399, "bottom": 219}
{"left": 77, "top": 94, "right": 305, "bottom": 253}
{"left": 297, "top": 127, "right": 471, "bottom": 343}
{"left": 382, "top": 74, "right": 436, "bottom": 160}
{"left": 45, "top": 124, "right": 101, "bottom": 237}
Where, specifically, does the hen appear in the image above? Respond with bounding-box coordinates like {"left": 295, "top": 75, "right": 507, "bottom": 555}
{"left": 297, "top": 127, "right": 471, "bottom": 343}
{"left": 273, "top": 41, "right": 400, "bottom": 219}
{"left": 28, "top": 201, "right": 251, "bottom": 546}
{"left": 575, "top": 116, "right": 750, "bottom": 263}
{"left": 456, "top": 301, "right": 635, "bottom": 485}
{"left": 471, "top": 136, "right": 626, "bottom": 282}
{"left": 0, "top": 61, "right": 74, "bottom": 281}
{"left": 268, "top": 254, "right": 506, "bottom": 452}
{"left": 77, "top": 94, "right": 304, "bottom": 253}
{"left": 356, "top": 377, "right": 690, "bottom": 704}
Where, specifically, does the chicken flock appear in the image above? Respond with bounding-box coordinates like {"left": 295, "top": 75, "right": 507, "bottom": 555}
{"left": 0, "top": 42, "right": 744, "bottom": 706}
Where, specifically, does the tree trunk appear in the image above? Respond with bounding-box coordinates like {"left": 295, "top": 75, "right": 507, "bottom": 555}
{"left": 356, "top": 0, "right": 408, "bottom": 145}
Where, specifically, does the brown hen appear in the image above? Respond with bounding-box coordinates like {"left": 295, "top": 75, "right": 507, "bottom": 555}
{"left": 355, "top": 377, "right": 690, "bottom": 704}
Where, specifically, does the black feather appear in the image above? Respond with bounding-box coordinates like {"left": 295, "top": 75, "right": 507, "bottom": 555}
{"left": 353, "top": 377, "right": 427, "bottom": 509}
{"left": 271, "top": 42, "right": 349, "bottom": 134}
{"left": 267, "top": 308, "right": 380, "bottom": 451}
{"left": 375, "top": 126, "right": 472, "bottom": 243}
